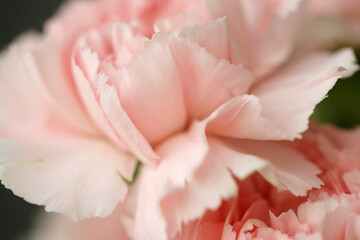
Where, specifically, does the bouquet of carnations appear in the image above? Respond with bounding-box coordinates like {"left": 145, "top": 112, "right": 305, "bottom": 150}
{"left": 1, "top": 0, "right": 360, "bottom": 239}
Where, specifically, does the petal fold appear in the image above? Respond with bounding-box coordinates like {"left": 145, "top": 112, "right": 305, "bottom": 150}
{"left": 169, "top": 33, "right": 252, "bottom": 120}
{"left": 223, "top": 139, "right": 323, "bottom": 196}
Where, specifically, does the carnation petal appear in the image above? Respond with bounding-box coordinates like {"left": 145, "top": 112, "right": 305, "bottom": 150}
{"left": 99, "top": 83, "right": 162, "bottom": 167}
{"left": 134, "top": 135, "right": 270, "bottom": 239}
{"left": 161, "top": 138, "right": 240, "bottom": 238}
{"left": 134, "top": 122, "right": 209, "bottom": 240}
{"left": 346, "top": 215, "right": 360, "bottom": 240}
{"left": 120, "top": 41, "right": 187, "bottom": 145}
{"left": 207, "top": 95, "right": 289, "bottom": 140}
{"left": 0, "top": 138, "right": 136, "bottom": 220}
{"left": 209, "top": 138, "right": 268, "bottom": 181}
{"left": 179, "top": 17, "right": 230, "bottom": 60}
{"left": 297, "top": 198, "right": 339, "bottom": 232}
{"left": 0, "top": 34, "right": 95, "bottom": 141}
{"left": 270, "top": 210, "right": 310, "bottom": 235}
{"left": 253, "top": 48, "right": 359, "bottom": 140}
{"left": 154, "top": 3, "right": 212, "bottom": 33}
{"left": 207, "top": 0, "right": 306, "bottom": 77}
{"left": 321, "top": 207, "right": 350, "bottom": 240}
{"left": 169, "top": 34, "right": 252, "bottom": 120}
{"left": 224, "top": 139, "right": 323, "bottom": 196}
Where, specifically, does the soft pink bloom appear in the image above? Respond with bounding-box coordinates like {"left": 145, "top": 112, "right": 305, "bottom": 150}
{"left": 0, "top": 0, "right": 358, "bottom": 239}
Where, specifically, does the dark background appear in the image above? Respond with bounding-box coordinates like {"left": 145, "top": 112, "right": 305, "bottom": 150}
{"left": 0, "top": 0, "right": 359, "bottom": 240}
{"left": 0, "top": 1, "right": 65, "bottom": 239}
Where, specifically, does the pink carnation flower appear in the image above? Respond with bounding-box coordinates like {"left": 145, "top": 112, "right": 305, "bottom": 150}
{"left": 25, "top": 124, "right": 360, "bottom": 239}
{"left": 0, "top": 0, "right": 204, "bottom": 220}
{"left": 0, "top": 0, "right": 358, "bottom": 239}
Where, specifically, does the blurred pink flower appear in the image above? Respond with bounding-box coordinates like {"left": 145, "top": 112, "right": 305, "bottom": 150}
{"left": 0, "top": 1, "right": 358, "bottom": 239}
{"left": 302, "top": 0, "right": 360, "bottom": 50}
{"left": 293, "top": 124, "right": 360, "bottom": 197}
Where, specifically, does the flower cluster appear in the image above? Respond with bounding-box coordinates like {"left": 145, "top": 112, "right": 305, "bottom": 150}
{"left": 0, "top": 0, "right": 359, "bottom": 239}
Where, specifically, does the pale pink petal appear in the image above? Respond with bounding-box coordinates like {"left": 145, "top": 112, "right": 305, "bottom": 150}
{"left": 120, "top": 41, "right": 187, "bottom": 144}
{"left": 319, "top": 125, "right": 360, "bottom": 153}
{"left": 321, "top": 207, "right": 350, "bottom": 240}
{"left": 0, "top": 138, "right": 136, "bottom": 220}
{"left": 253, "top": 48, "right": 359, "bottom": 140}
{"left": 45, "top": 0, "right": 161, "bottom": 39}
{"left": 248, "top": 0, "right": 306, "bottom": 78}
{"left": 224, "top": 139, "right": 323, "bottom": 196}
{"left": 207, "top": 0, "right": 306, "bottom": 77}
{"left": 0, "top": 34, "right": 95, "bottom": 142}
{"left": 255, "top": 227, "right": 292, "bottom": 240}
{"left": 297, "top": 198, "right": 339, "bottom": 232}
{"left": 149, "top": 137, "right": 272, "bottom": 239}
{"left": 207, "top": 95, "right": 289, "bottom": 140}
{"left": 24, "top": 36, "right": 95, "bottom": 134}
{"left": 270, "top": 210, "right": 310, "bottom": 235}
{"left": 222, "top": 224, "right": 237, "bottom": 240}
{"left": 295, "top": 232, "right": 322, "bottom": 240}
{"left": 99, "top": 84, "right": 160, "bottom": 167}
{"left": 159, "top": 136, "right": 321, "bottom": 237}
{"left": 154, "top": 4, "right": 212, "bottom": 33}
{"left": 307, "top": 124, "right": 360, "bottom": 177}
{"left": 157, "top": 0, "right": 205, "bottom": 20}
{"left": 343, "top": 169, "right": 360, "bottom": 193}
{"left": 345, "top": 215, "right": 360, "bottom": 240}
{"left": 211, "top": 138, "right": 270, "bottom": 181}
{"left": 134, "top": 122, "right": 209, "bottom": 240}
{"left": 161, "top": 138, "right": 240, "bottom": 238}
{"left": 164, "top": 136, "right": 285, "bottom": 238}
{"left": 179, "top": 17, "right": 230, "bottom": 60}
{"left": 148, "top": 135, "right": 274, "bottom": 239}
{"left": 172, "top": 220, "right": 201, "bottom": 240}
{"left": 169, "top": 33, "right": 252, "bottom": 120}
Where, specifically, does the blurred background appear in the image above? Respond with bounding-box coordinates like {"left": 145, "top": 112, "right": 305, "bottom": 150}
{"left": 0, "top": 0, "right": 359, "bottom": 239}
